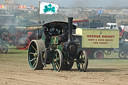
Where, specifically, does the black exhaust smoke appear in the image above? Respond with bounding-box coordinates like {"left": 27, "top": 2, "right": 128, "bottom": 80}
{"left": 68, "top": 17, "right": 73, "bottom": 42}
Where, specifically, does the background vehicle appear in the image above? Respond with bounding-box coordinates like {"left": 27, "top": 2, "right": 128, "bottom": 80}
{"left": 15, "top": 25, "right": 43, "bottom": 50}
{"left": 75, "top": 27, "right": 119, "bottom": 59}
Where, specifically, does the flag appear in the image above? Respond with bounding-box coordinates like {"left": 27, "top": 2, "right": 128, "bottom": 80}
{"left": 39, "top": 2, "right": 59, "bottom": 14}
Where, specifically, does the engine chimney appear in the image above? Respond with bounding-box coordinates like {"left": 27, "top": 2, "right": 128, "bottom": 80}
{"left": 68, "top": 17, "right": 73, "bottom": 42}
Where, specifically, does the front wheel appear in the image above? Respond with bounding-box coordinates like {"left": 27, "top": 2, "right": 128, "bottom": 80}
{"left": 76, "top": 50, "right": 88, "bottom": 72}
{"left": 52, "top": 49, "right": 63, "bottom": 72}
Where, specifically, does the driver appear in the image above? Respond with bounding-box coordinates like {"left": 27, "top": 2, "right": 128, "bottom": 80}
{"left": 52, "top": 28, "right": 58, "bottom": 36}
{"left": 44, "top": 27, "right": 51, "bottom": 47}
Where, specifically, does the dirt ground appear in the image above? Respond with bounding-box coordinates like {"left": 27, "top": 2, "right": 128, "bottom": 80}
{"left": 0, "top": 49, "right": 128, "bottom": 85}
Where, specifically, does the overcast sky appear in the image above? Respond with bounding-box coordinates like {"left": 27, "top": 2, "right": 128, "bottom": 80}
{"left": 1, "top": 0, "right": 128, "bottom": 8}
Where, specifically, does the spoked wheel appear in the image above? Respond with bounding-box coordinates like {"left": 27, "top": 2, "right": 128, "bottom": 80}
{"left": 118, "top": 51, "right": 127, "bottom": 59}
{"left": 76, "top": 50, "right": 88, "bottom": 72}
{"left": 52, "top": 49, "right": 63, "bottom": 72}
{"left": 15, "top": 36, "right": 30, "bottom": 50}
{"left": 1, "top": 31, "right": 9, "bottom": 40}
{"left": 63, "top": 56, "right": 74, "bottom": 70}
{"left": 94, "top": 50, "right": 104, "bottom": 59}
{"left": 28, "top": 40, "right": 45, "bottom": 70}
{"left": 2, "top": 44, "right": 8, "bottom": 53}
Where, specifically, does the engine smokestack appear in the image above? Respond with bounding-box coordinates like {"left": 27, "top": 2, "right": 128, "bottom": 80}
{"left": 68, "top": 17, "right": 73, "bottom": 42}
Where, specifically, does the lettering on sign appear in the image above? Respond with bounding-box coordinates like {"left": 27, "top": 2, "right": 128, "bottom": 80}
{"left": 87, "top": 35, "right": 115, "bottom": 44}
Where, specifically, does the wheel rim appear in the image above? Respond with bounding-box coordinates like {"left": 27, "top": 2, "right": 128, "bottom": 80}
{"left": 119, "top": 51, "right": 126, "bottom": 59}
{"left": 76, "top": 51, "right": 88, "bottom": 72}
{"left": 28, "top": 42, "right": 38, "bottom": 69}
{"left": 2, "top": 45, "right": 8, "bottom": 53}
{"left": 94, "top": 50, "right": 104, "bottom": 59}
{"left": 52, "top": 49, "right": 63, "bottom": 72}
{"left": 96, "top": 52, "right": 103, "bottom": 59}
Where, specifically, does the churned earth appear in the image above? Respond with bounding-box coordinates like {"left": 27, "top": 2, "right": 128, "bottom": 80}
{"left": 0, "top": 47, "right": 128, "bottom": 85}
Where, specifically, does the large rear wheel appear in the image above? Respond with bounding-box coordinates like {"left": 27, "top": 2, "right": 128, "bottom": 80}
{"left": 76, "top": 50, "right": 88, "bottom": 72}
{"left": 28, "top": 40, "right": 45, "bottom": 70}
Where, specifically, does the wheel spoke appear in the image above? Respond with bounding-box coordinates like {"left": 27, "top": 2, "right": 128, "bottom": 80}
{"left": 56, "top": 58, "right": 60, "bottom": 61}
{"left": 53, "top": 59, "right": 56, "bottom": 62}
{"left": 55, "top": 53, "right": 58, "bottom": 58}
{"left": 30, "top": 57, "right": 36, "bottom": 61}
{"left": 54, "top": 57, "right": 60, "bottom": 63}
{"left": 32, "top": 45, "right": 37, "bottom": 51}
{"left": 55, "top": 61, "right": 60, "bottom": 68}
{"left": 79, "top": 55, "right": 85, "bottom": 63}
{"left": 30, "top": 52, "right": 35, "bottom": 55}
{"left": 33, "top": 60, "right": 37, "bottom": 66}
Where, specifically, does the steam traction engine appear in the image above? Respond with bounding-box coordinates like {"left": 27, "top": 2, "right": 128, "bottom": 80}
{"left": 28, "top": 17, "right": 88, "bottom": 72}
